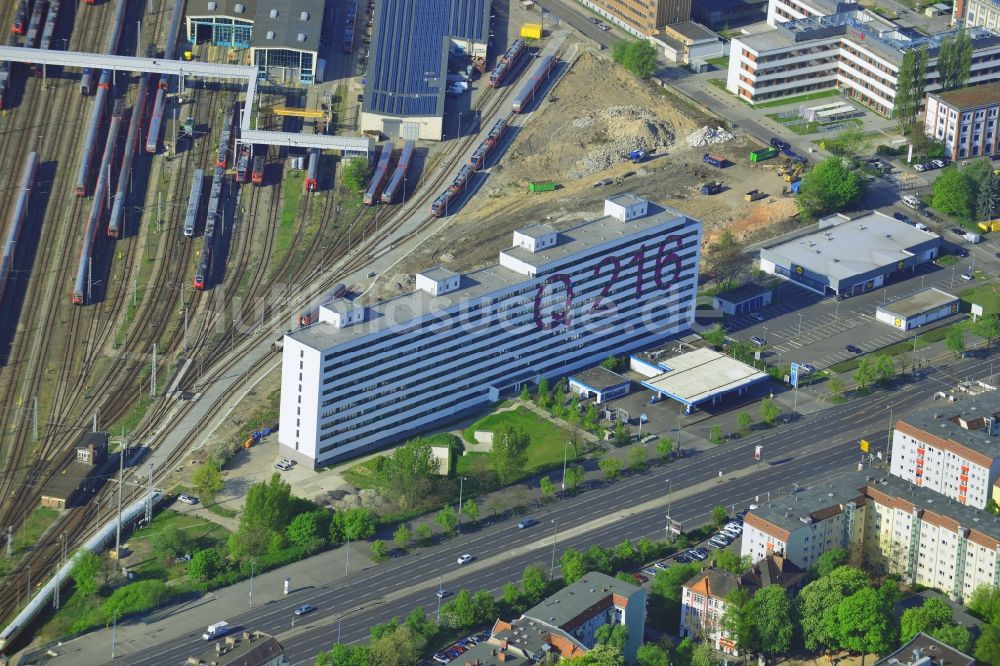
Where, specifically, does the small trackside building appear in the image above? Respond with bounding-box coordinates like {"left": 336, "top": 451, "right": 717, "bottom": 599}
{"left": 633, "top": 347, "right": 769, "bottom": 414}
{"left": 875, "top": 288, "right": 959, "bottom": 331}
{"left": 360, "top": 0, "right": 489, "bottom": 141}
{"left": 279, "top": 195, "right": 702, "bottom": 468}
{"left": 924, "top": 82, "right": 1000, "bottom": 161}
{"left": 712, "top": 282, "right": 772, "bottom": 316}
{"left": 568, "top": 367, "right": 631, "bottom": 404}
{"left": 759, "top": 211, "right": 941, "bottom": 297}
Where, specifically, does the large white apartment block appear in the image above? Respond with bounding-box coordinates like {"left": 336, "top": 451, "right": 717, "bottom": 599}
{"left": 278, "top": 195, "right": 702, "bottom": 468}
{"left": 729, "top": 0, "right": 1000, "bottom": 115}
{"left": 924, "top": 83, "right": 1000, "bottom": 161}
{"left": 956, "top": 0, "right": 1000, "bottom": 31}
{"left": 741, "top": 472, "right": 1000, "bottom": 602}
{"left": 889, "top": 395, "right": 1000, "bottom": 509}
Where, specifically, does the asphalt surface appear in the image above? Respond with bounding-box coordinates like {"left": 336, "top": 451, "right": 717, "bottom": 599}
{"left": 115, "top": 351, "right": 994, "bottom": 666}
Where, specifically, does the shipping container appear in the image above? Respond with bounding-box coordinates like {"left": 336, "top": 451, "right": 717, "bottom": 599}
{"left": 749, "top": 147, "right": 778, "bottom": 163}
{"left": 703, "top": 153, "right": 726, "bottom": 168}
{"left": 520, "top": 23, "right": 542, "bottom": 39}
{"left": 528, "top": 180, "right": 556, "bottom": 192}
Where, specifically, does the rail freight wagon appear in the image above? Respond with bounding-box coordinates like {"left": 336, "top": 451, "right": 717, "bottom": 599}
{"left": 0, "top": 152, "right": 39, "bottom": 305}
{"left": 108, "top": 73, "right": 150, "bottom": 238}
{"left": 469, "top": 118, "right": 507, "bottom": 171}
{"left": 489, "top": 38, "right": 526, "bottom": 88}
{"left": 216, "top": 121, "right": 232, "bottom": 168}
{"left": 184, "top": 169, "right": 204, "bottom": 237}
{"left": 343, "top": 0, "right": 356, "bottom": 53}
{"left": 34, "top": 0, "right": 61, "bottom": 75}
{"left": 193, "top": 167, "right": 225, "bottom": 290}
{"left": 145, "top": 89, "right": 166, "bottom": 154}
{"left": 380, "top": 140, "right": 414, "bottom": 204}
{"left": 511, "top": 54, "right": 555, "bottom": 113}
{"left": 24, "top": 0, "right": 47, "bottom": 49}
{"left": 75, "top": 72, "right": 108, "bottom": 196}
{"left": 251, "top": 155, "right": 264, "bottom": 185}
{"left": 304, "top": 148, "right": 319, "bottom": 192}
{"left": 363, "top": 143, "right": 393, "bottom": 205}
{"left": 234, "top": 144, "right": 252, "bottom": 183}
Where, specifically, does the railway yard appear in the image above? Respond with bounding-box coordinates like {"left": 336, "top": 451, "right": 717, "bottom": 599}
{"left": 0, "top": 0, "right": 805, "bottom": 657}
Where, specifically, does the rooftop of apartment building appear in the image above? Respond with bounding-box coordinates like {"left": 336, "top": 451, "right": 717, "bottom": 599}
{"left": 684, "top": 554, "right": 806, "bottom": 599}
{"left": 747, "top": 471, "right": 1000, "bottom": 547}
{"left": 873, "top": 631, "right": 975, "bottom": 666}
{"left": 896, "top": 392, "right": 1000, "bottom": 464}
{"left": 930, "top": 81, "right": 1000, "bottom": 109}
{"left": 521, "top": 571, "right": 642, "bottom": 629}
{"left": 186, "top": 631, "right": 284, "bottom": 665}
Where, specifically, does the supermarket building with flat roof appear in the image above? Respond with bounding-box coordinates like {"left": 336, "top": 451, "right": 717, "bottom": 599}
{"left": 279, "top": 195, "right": 702, "bottom": 467}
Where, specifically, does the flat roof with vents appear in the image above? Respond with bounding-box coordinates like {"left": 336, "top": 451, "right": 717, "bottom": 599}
{"left": 252, "top": 0, "right": 324, "bottom": 51}
{"left": 188, "top": 0, "right": 258, "bottom": 19}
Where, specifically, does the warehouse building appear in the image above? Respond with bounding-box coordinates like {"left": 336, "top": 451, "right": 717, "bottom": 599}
{"left": 729, "top": 0, "right": 1000, "bottom": 114}
{"left": 924, "top": 83, "right": 1000, "bottom": 161}
{"left": 875, "top": 288, "right": 959, "bottom": 331}
{"left": 278, "top": 195, "right": 702, "bottom": 468}
{"left": 712, "top": 282, "right": 772, "bottom": 316}
{"left": 759, "top": 212, "right": 941, "bottom": 297}
{"left": 741, "top": 472, "right": 1000, "bottom": 601}
{"left": 186, "top": 0, "right": 325, "bottom": 84}
{"left": 360, "top": 0, "right": 489, "bottom": 141}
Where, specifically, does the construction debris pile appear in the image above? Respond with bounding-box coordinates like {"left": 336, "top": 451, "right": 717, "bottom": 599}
{"left": 686, "top": 125, "right": 734, "bottom": 147}
{"left": 568, "top": 105, "right": 675, "bottom": 179}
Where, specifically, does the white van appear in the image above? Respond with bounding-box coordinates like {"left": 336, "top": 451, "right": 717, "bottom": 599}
{"left": 203, "top": 621, "right": 229, "bottom": 640}
{"left": 901, "top": 194, "right": 923, "bottom": 209}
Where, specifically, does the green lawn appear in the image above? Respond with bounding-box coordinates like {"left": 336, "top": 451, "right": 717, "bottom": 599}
{"left": 458, "top": 406, "right": 579, "bottom": 478}
{"left": 0, "top": 507, "right": 60, "bottom": 576}
{"left": 342, "top": 433, "right": 458, "bottom": 488}
{"left": 961, "top": 284, "right": 1000, "bottom": 316}
{"left": 765, "top": 113, "right": 863, "bottom": 136}
{"left": 128, "top": 510, "right": 231, "bottom": 582}
{"left": 752, "top": 88, "right": 840, "bottom": 109}
{"left": 706, "top": 56, "right": 729, "bottom": 69}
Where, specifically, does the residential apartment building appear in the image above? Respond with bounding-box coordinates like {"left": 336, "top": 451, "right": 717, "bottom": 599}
{"left": 462, "top": 572, "right": 647, "bottom": 664}
{"left": 741, "top": 472, "right": 1000, "bottom": 601}
{"left": 679, "top": 555, "right": 805, "bottom": 654}
{"left": 889, "top": 394, "right": 1000, "bottom": 509}
{"left": 279, "top": 195, "right": 702, "bottom": 468}
{"left": 575, "top": 0, "right": 691, "bottom": 37}
{"left": 728, "top": 0, "right": 1000, "bottom": 115}
{"left": 924, "top": 83, "right": 1000, "bottom": 160}
{"left": 955, "top": 0, "right": 1000, "bottom": 32}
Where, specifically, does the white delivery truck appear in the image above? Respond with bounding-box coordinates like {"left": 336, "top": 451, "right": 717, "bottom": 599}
{"left": 203, "top": 621, "right": 229, "bottom": 640}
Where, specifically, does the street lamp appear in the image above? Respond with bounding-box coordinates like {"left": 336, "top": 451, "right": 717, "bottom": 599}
{"left": 798, "top": 313, "right": 804, "bottom": 336}
{"left": 762, "top": 326, "right": 767, "bottom": 344}
{"left": 561, "top": 440, "right": 569, "bottom": 491}
{"left": 549, "top": 520, "right": 558, "bottom": 579}
{"left": 436, "top": 575, "right": 444, "bottom": 623}
{"left": 457, "top": 476, "right": 467, "bottom": 529}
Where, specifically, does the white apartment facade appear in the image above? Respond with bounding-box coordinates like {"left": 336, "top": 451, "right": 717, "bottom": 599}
{"left": 728, "top": 0, "right": 1000, "bottom": 115}
{"left": 889, "top": 397, "right": 1000, "bottom": 509}
{"left": 741, "top": 473, "right": 1000, "bottom": 602}
{"left": 924, "top": 83, "right": 1000, "bottom": 160}
{"left": 955, "top": 0, "right": 1000, "bottom": 31}
{"left": 278, "top": 195, "right": 702, "bottom": 468}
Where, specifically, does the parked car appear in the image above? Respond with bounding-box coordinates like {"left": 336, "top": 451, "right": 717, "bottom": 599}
{"left": 913, "top": 163, "right": 926, "bottom": 172}
{"left": 294, "top": 604, "right": 316, "bottom": 616}
{"left": 654, "top": 561, "right": 671, "bottom": 570}
{"left": 750, "top": 312, "right": 765, "bottom": 322}
{"left": 642, "top": 567, "right": 658, "bottom": 577}
{"left": 433, "top": 653, "right": 450, "bottom": 664}
{"left": 675, "top": 552, "right": 693, "bottom": 563}
{"left": 892, "top": 212, "right": 911, "bottom": 223}
{"left": 631, "top": 573, "right": 648, "bottom": 584}
{"left": 177, "top": 494, "right": 198, "bottom": 505}
{"left": 931, "top": 159, "right": 946, "bottom": 168}
{"left": 735, "top": 509, "right": 749, "bottom": 523}
{"left": 955, "top": 248, "right": 969, "bottom": 257}
{"left": 800, "top": 363, "right": 816, "bottom": 374}
{"left": 598, "top": 23, "right": 611, "bottom": 31}
{"left": 961, "top": 272, "right": 974, "bottom": 281}
{"left": 457, "top": 554, "right": 474, "bottom": 565}
{"left": 687, "top": 549, "right": 708, "bottom": 561}
{"left": 724, "top": 522, "right": 743, "bottom": 535}
{"left": 845, "top": 344, "right": 862, "bottom": 354}
{"left": 436, "top": 589, "right": 453, "bottom": 599}
{"left": 517, "top": 517, "right": 538, "bottom": 529}
{"left": 589, "top": 16, "right": 600, "bottom": 23}
{"left": 275, "top": 462, "right": 292, "bottom": 471}
{"left": 750, "top": 336, "right": 766, "bottom": 346}
{"left": 770, "top": 137, "right": 790, "bottom": 151}
{"left": 951, "top": 227, "right": 967, "bottom": 236}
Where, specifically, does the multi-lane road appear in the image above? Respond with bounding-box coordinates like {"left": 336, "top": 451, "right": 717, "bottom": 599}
{"left": 111, "top": 350, "right": 992, "bottom": 666}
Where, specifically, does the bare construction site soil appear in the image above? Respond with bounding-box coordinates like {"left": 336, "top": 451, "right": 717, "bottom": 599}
{"left": 380, "top": 49, "right": 799, "bottom": 298}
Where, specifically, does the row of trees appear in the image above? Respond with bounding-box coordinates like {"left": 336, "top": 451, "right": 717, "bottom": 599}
{"left": 893, "top": 28, "right": 971, "bottom": 129}
{"left": 969, "top": 586, "right": 1000, "bottom": 664}
{"left": 610, "top": 39, "right": 658, "bottom": 79}
{"left": 796, "top": 157, "right": 868, "bottom": 219}
{"left": 524, "top": 377, "right": 604, "bottom": 437}
{"left": 931, "top": 160, "right": 999, "bottom": 222}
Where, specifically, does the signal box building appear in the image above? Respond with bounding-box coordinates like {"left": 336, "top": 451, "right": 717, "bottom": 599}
{"left": 360, "top": 0, "right": 489, "bottom": 140}
{"left": 759, "top": 211, "right": 941, "bottom": 297}
{"left": 279, "top": 195, "right": 702, "bottom": 468}
{"left": 40, "top": 431, "right": 109, "bottom": 510}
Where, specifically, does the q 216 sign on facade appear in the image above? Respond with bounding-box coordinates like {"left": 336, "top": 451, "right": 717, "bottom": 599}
{"left": 533, "top": 232, "right": 692, "bottom": 330}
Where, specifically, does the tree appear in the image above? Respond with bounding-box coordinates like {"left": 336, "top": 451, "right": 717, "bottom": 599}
{"left": 736, "top": 412, "right": 753, "bottom": 437}
{"left": 690, "top": 641, "right": 722, "bottom": 666}
{"left": 613, "top": 420, "right": 631, "bottom": 447}
{"left": 973, "top": 314, "right": 1000, "bottom": 348}
{"left": 828, "top": 376, "right": 845, "bottom": 400}
{"left": 710, "top": 505, "right": 729, "bottom": 528}
{"left": 370, "top": 539, "right": 388, "bottom": 561}
{"left": 636, "top": 643, "right": 670, "bottom": 666}
{"left": 749, "top": 585, "right": 794, "bottom": 659}
{"left": 988, "top": 497, "right": 1000, "bottom": 516}
{"left": 188, "top": 548, "right": 225, "bottom": 582}
{"left": 415, "top": 524, "right": 433, "bottom": 545}
{"left": 375, "top": 437, "right": 441, "bottom": 511}
{"left": 976, "top": 169, "right": 999, "bottom": 221}
{"left": 583, "top": 403, "right": 600, "bottom": 430}
{"left": 816, "top": 548, "right": 849, "bottom": 577}
{"left": 504, "top": 582, "right": 523, "bottom": 610}
{"left": 637, "top": 538, "right": 657, "bottom": 563}
{"left": 628, "top": 446, "right": 647, "bottom": 472}
{"left": 316, "top": 643, "right": 370, "bottom": 666}
{"left": 368, "top": 625, "right": 423, "bottom": 666}
{"left": 613, "top": 539, "right": 638, "bottom": 570}
{"left": 703, "top": 323, "right": 726, "bottom": 349}
{"left": 519, "top": 384, "right": 530, "bottom": 402}
{"left": 836, "top": 586, "right": 896, "bottom": 657}
{"left": 656, "top": 437, "right": 674, "bottom": 462}
{"left": 713, "top": 550, "right": 751, "bottom": 574}
{"left": 946, "top": 325, "right": 966, "bottom": 358}
{"left": 722, "top": 587, "right": 754, "bottom": 652}
{"left": 193, "top": 461, "right": 224, "bottom": 499}
{"left": 537, "top": 377, "right": 551, "bottom": 409}
{"left": 600, "top": 457, "right": 623, "bottom": 481}
{"left": 705, "top": 230, "right": 749, "bottom": 288}
{"left": 342, "top": 507, "right": 375, "bottom": 541}
{"left": 893, "top": 46, "right": 927, "bottom": 128}
{"left": 521, "top": 565, "right": 548, "bottom": 606}
{"left": 975, "top": 622, "right": 1000, "bottom": 665}
{"left": 286, "top": 510, "right": 327, "bottom": 552}
{"left": 595, "top": 624, "right": 628, "bottom": 652}
{"left": 932, "top": 166, "right": 975, "bottom": 219}
{"left": 564, "top": 464, "right": 585, "bottom": 492}
{"left": 441, "top": 589, "right": 497, "bottom": 630}
{"left": 71, "top": 551, "right": 103, "bottom": 599}
{"left": 827, "top": 126, "right": 869, "bottom": 158}
{"left": 930, "top": 623, "right": 971, "bottom": 653}
{"left": 560, "top": 548, "right": 588, "bottom": 584}
{"left": 538, "top": 475, "right": 556, "bottom": 503}
{"left": 229, "top": 472, "right": 292, "bottom": 560}
{"left": 853, "top": 357, "right": 877, "bottom": 390}
{"left": 585, "top": 545, "right": 613, "bottom": 574}
{"left": 552, "top": 384, "right": 567, "bottom": 418}
{"left": 968, "top": 585, "right": 1000, "bottom": 624}
{"left": 461, "top": 499, "right": 479, "bottom": 524}
{"left": 435, "top": 506, "right": 458, "bottom": 535}
{"left": 600, "top": 355, "right": 623, "bottom": 372}
{"left": 709, "top": 425, "right": 724, "bottom": 445}
{"left": 874, "top": 354, "right": 896, "bottom": 384}
{"left": 759, "top": 397, "right": 780, "bottom": 426}
{"left": 611, "top": 39, "right": 658, "bottom": 78}
{"left": 796, "top": 157, "right": 867, "bottom": 217}
{"left": 341, "top": 157, "right": 370, "bottom": 193}
{"left": 649, "top": 563, "right": 701, "bottom": 632}
{"left": 491, "top": 423, "right": 530, "bottom": 485}
{"left": 900, "top": 597, "right": 953, "bottom": 643}
{"left": 392, "top": 524, "right": 411, "bottom": 549}
{"left": 100, "top": 579, "right": 168, "bottom": 623}
{"left": 938, "top": 26, "right": 973, "bottom": 92}
{"left": 798, "top": 565, "right": 871, "bottom": 651}
{"left": 150, "top": 525, "right": 192, "bottom": 561}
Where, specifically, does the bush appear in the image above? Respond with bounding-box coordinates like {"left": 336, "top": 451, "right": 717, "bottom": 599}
{"left": 101, "top": 580, "right": 170, "bottom": 623}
